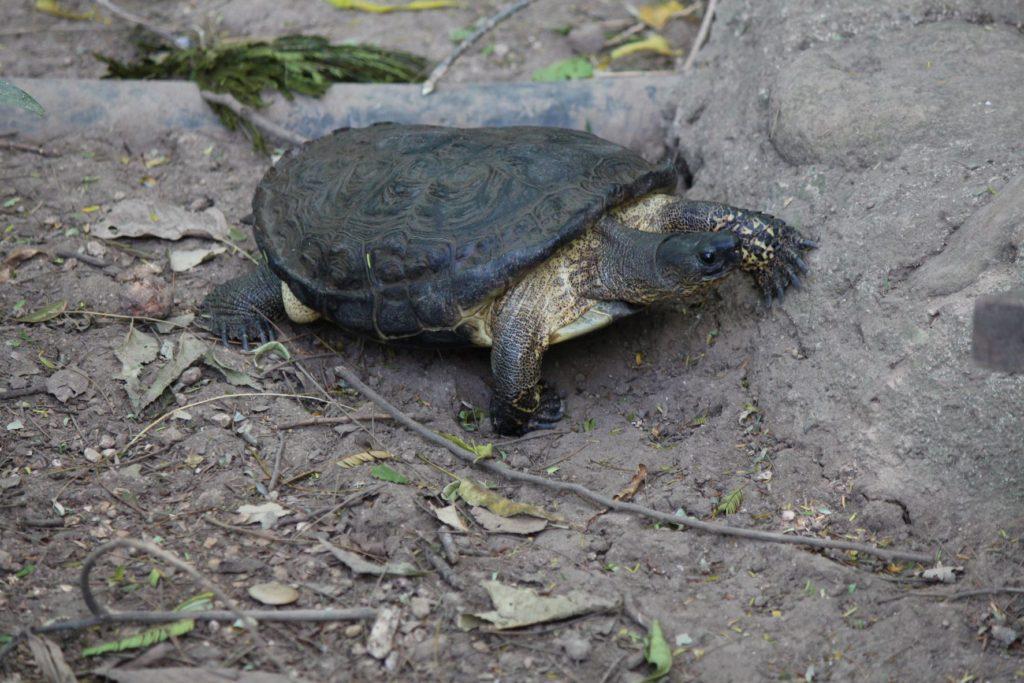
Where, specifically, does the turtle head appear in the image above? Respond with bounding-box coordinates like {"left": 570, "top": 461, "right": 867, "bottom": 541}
{"left": 656, "top": 230, "right": 741, "bottom": 287}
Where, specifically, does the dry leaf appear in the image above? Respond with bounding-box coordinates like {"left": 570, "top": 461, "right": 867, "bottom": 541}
{"left": 613, "top": 463, "right": 648, "bottom": 501}
{"left": 96, "top": 199, "right": 230, "bottom": 241}
{"left": 168, "top": 246, "right": 226, "bottom": 272}
{"left": 462, "top": 580, "right": 619, "bottom": 630}
{"left": 610, "top": 34, "right": 681, "bottom": 60}
{"left": 0, "top": 246, "right": 45, "bottom": 282}
{"left": 452, "top": 479, "right": 563, "bottom": 522}
{"left": 35, "top": 0, "right": 94, "bottom": 20}
{"left": 318, "top": 539, "right": 421, "bottom": 576}
{"left": 27, "top": 634, "right": 77, "bottom": 683}
{"left": 433, "top": 504, "right": 469, "bottom": 531}
{"left": 337, "top": 450, "right": 392, "bottom": 468}
{"left": 469, "top": 506, "right": 547, "bottom": 535}
{"left": 235, "top": 502, "right": 289, "bottom": 529}
{"left": 133, "top": 334, "right": 207, "bottom": 411}
{"left": 635, "top": 0, "right": 693, "bottom": 30}
{"left": 46, "top": 368, "right": 89, "bottom": 403}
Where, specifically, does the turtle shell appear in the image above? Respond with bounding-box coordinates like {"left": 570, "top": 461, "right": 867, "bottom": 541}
{"left": 253, "top": 123, "right": 676, "bottom": 341}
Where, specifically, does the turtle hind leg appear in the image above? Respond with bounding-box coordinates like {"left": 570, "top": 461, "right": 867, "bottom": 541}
{"left": 198, "top": 265, "right": 285, "bottom": 350}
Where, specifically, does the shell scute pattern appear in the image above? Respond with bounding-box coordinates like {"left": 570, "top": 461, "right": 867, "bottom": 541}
{"left": 253, "top": 123, "right": 675, "bottom": 339}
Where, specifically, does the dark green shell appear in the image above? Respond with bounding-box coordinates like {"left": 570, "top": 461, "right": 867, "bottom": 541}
{"left": 254, "top": 123, "right": 675, "bottom": 341}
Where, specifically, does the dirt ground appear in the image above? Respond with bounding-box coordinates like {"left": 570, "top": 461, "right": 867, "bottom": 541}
{"left": 1, "top": 1, "right": 1023, "bottom": 682}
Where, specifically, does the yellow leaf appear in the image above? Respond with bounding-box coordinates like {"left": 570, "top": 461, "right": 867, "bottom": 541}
{"left": 81, "top": 205, "right": 100, "bottom": 213}
{"left": 324, "top": 0, "right": 458, "bottom": 13}
{"left": 610, "top": 34, "right": 681, "bottom": 61}
{"left": 456, "top": 479, "right": 563, "bottom": 522}
{"left": 771, "top": 609, "right": 782, "bottom": 617}
{"left": 35, "top": 0, "right": 94, "bottom": 20}
{"left": 636, "top": 0, "right": 693, "bottom": 30}
{"left": 337, "top": 449, "right": 392, "bottom": 468}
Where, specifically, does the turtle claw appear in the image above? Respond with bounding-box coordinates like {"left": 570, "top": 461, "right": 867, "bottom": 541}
{"left": 799, "top": 238, "right": 819, "bottom": 250}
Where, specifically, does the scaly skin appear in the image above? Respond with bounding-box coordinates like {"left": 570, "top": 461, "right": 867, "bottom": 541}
{"left": 197, "top": 265, "right": 284, "bottom": 350}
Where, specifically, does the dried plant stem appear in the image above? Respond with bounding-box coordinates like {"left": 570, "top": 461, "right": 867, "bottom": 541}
{"left": 683, "top": 0, "right": 718, "bottom": 71}
{"left": 200, "top": 92, "right": 309, "bottom": 147}
{"left": 422, "top": 0, "right": 535, "bottom": 95}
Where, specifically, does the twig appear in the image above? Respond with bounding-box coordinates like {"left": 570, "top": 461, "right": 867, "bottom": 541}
{"left": 285, "top": 485, "right": 384, "bottom": 533}
{"left": 54, "top": 248, "right": 111, "bottom": 269}
{"left": 0, "top": 382, "right": 47, "bottom": 401}
{"left": 682, "top": 0, "right": 718, "bottom": 72}
{"left": 120, "top": 391, "right": 334, "bottom": 456}
{"left": 599, "top": 653, "right": 631, "bottom": 683}
{"left": 415, "top": 533, "right": 463, "bottom": 590}
{"left": 275, "top": 413, "right": 394, "bottom": 430}
{"left": 200, "top": 92, "right": 309, "bottom": 147}
{"left": 267, "top": 433, "right": 285, "bottom": 493}
{"left": 77, "top": 539, "right": 284, "bottom": 672}
{"left": 421, "top": 0, "right": 535, "bottom": 96}
{"left": 91, "top": 0, "right": 187, "bottom": 48}
{"left": 0, "top": 140, "right": 59, "bottom": 157}
{"left": 330, "top": 363, "right": 935, "bottom": 564}
{"left": 885, "top": 586, "right": 1024, "bottom": 602}
{"left": 204, "top": 515, "right": 309, "bottom": 544}
{"left": 437, "top": 528, "right": 459, "bottom": 565}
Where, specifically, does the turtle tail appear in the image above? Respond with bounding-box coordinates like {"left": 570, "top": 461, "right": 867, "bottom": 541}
{"left": 197, "top": 265, "right": 285, "bottom": 350}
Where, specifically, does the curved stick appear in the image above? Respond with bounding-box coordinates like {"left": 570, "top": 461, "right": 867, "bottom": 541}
{"left": 332, "top": 363, "right": 935, "bottom": 564}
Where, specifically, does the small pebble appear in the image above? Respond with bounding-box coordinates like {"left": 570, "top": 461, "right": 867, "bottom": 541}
{"left": 210, "top": 413, "right": 233, "bottom": 429}
{"left": 344, "top": 623, "right": 364, "bottom": 638}
{"left": 179, "top": 367, "right": 202, "bottom": 386}
{"left": 991, "top": 625, "right": 1019, "bottom": 647}
{"left": 567, "top": 23, "right": 605, "bottom": 55}
{"left": 561, "top": 636, "right": 591, "bottom": 662}
{"left": 83, "top": 447, "right": 102, "bottom": 463}
{"left": 98, "top": 433, "right": 116, "bottom": 449}
{"left": 410, "top": 596, "right": 431, "bottom": 619}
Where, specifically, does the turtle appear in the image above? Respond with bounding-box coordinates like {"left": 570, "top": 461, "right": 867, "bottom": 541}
{"left": 199, "top": 123, "right": 814, "bottom": 435}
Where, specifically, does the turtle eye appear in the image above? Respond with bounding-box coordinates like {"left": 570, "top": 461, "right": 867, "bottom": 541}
{"left": 700, "top": 249, "right": 717, "bottom": 265}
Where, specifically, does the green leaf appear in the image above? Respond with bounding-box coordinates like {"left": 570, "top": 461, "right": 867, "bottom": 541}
{"left": 642, "top": 619, "right": 672, "bottom": 681}
{"left": 252, "top": 340, "right": 290, "bottom": 367}
{"left": 441, "top": 432, "right": 493, "bottom": 460}
{"left": 532, "top": 57, "right": 593, "bottom": 82}
{"left": 716, "top": 488, "right": 743, "bottom": 516}
{"left": 15, "top": 563, "right": 35, "bottom": 579}
{"left": 19, "top": 300, "right": 67, "bottom": 323}
{"left": 0, "top": 79, "right": 45, "bottom": 117}
{"left": 148, "top": 568, "right": 162, "bottom": 588}
{"left": 449, "top": 27, "right": 473, "bottom": 43}
{"left": 82, "top": 619, "right": 195, "bottom": 656}
{"left": 369, "top": 463, "right": 409, "bottom": 485}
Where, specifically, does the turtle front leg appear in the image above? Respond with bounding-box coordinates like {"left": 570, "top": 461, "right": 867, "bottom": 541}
{"left": 616, "top": 197, "right": 816, "bottom": 305}
{"left": 489, "top": 309, "right": 565, "bottom": 436}
{"left": 197, "top": 265, "right": 286, "bottom": 350}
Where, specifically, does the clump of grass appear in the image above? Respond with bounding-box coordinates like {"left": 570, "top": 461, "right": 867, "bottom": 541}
{"left": 98, "top": 34, "right": 428, "bottom": 149}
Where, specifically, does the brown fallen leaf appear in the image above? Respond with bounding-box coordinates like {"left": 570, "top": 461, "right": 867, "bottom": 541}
{"left": 614, "top": 463, "right": 648, "bottom": 501}
{"left": 96, "top": 199, "right": 230, "bottom": 242}
{"left": 27, "top": 634, "right": 77, "bottom": 683}
{"left": 586, "top": 463, "right": 648, "bottom": 528}
{"left": 1, "top": 246, "right": 45, "bottom": 282}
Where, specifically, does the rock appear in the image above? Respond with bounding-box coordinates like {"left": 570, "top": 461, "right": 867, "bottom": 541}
{"left": 410, "top": 596, "right": 431, "bottom": 619}
{"left": 210, "top": 412, "right": 233, "bottom": 429}
{"left": 98, "top": 433, "right": 116, "bottom": 449}
{"left": 561, "top": 635, "right": 591, "bottom": 662}
{"left": 990, "top": 625, "right": 1019, "bottom": 647}
{"left": 83, "top": 447, "right": 102, "bottom": 463}
{"left": 179, "top": 366, "right": 203, "bottom": 386}
{"left": 367, "top": 606, "right": 400, "bottom": 659}
{"left": 567, "top": 23, "right": 605, "bottom": 55}
{"left": 247, "top": 581, "right": 299, "bottom": 605}
{"left": 344, "top": 623, "right": 363, "bottom": 638}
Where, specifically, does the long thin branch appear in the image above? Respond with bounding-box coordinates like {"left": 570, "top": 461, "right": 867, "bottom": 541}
{"left": 331, "top": 363, "right": 935, "bottom": 564}
{"left": 200, "top": 92, "right": 309, "bottom": 147}
{"left": 421, "top": 0, "right": 535, "bottom": 95}
{"left": 683, "top": 0, "right": 718, "bottom": 72}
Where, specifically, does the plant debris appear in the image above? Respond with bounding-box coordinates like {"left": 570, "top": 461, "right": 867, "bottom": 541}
{"left": 461, "top": 580, "right": 619, "bottom": 630}
{"left": 98, "top": 35, "right": 428, "bottom": 150}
